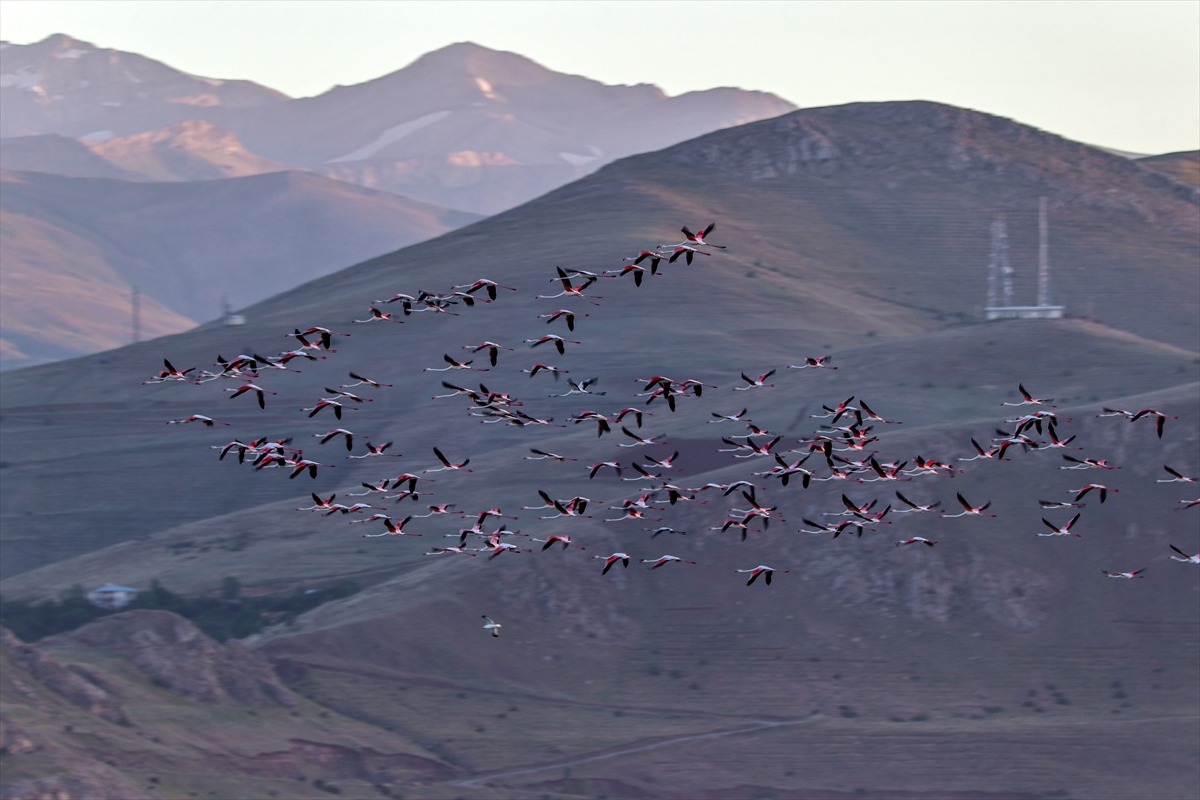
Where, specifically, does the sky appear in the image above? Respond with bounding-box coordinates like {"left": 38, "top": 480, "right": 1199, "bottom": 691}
{"left": 2, "top": 0, "right": 1197, "bottom": 155}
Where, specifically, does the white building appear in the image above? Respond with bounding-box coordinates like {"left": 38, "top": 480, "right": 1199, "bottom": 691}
{"left": 86, "top": 584, "right": 139, "bottom": 609}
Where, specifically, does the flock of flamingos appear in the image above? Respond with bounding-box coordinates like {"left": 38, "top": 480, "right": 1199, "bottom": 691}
{"left": 146, "top": 224, "right": 1199, "bottom": 635}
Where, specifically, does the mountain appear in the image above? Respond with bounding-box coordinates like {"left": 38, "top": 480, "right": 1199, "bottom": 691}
{"left": 1, "top": 101, "right": 1197, "bottom": 798}
{"left": 1138, "top": 149, "right": 1200, "bottom": 188}
{"left": 81, "top": 119, "right": 292, "bottom": 181}
{"left": 3, "top": 37, "right": 796, "bottom": 214}
{"left": 0, "top": 33, "right": 288, "bottom": 139}
{"left": 0, "top": 133, "right": 148, "bottom": 180}
{"left": 0, "top": 169, "right": 480, "bottom": 369}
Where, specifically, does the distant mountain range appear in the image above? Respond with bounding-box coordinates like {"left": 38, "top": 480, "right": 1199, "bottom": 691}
{"left": 0, "top": 169, "right": 480, "bottom": 368}
{"left": 1, "top": 35, "right": 796, "bottom": 213}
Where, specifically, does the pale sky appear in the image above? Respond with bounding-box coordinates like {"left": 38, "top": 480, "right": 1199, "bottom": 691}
{"left": 2, "top": 0, "right": 1197, "bottom": 155}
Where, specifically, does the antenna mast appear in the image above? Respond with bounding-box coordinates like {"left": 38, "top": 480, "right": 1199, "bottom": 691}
{"left": 1036, "top": 196, "right": 1051, "bottom": 307}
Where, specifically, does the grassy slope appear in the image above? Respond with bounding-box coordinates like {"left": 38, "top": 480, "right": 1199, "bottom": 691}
{"left": 0, "top": 102, "right": 1196, "bottom": 798}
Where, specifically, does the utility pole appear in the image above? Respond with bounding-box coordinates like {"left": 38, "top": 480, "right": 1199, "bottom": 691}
{"left": 1037, "top": 196, "right": 1051, "bottom": 307}
{"left": 131, "top": 286, "right": 141, "bottom": 344}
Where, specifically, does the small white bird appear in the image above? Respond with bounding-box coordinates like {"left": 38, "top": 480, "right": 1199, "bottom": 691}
{"left": 482, "top": 616, "right": 502, "bottom": 637}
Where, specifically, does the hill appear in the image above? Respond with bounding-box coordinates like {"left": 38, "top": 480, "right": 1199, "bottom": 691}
{"left": 0, "top": 169, "right": 480, "bottom": 369}
{"left": 82, "top": 119, "right": 293, "bottom": 181}
{"left": 0, "top": 101, "right": 1196, "bottom": 798}
{"left": 0, "top": 133, "right": 148, "bottom": 180}
{"left": 1138, "top": 149, "right": 1200, "bottom": 188}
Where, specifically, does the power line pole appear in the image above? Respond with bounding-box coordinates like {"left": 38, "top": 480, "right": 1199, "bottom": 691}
{"left": 1036, "top": 196, "right": 1051, "bottom": 307}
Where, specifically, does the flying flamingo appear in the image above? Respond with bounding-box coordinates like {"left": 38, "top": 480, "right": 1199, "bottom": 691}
{"left": 532, "top": 534, "right": 585, "bottom": 551}
{"left": 1071, "top": 484, "right": 1118, "bottom": 503}
{"left": 297, "top": 493, "right": 337, "bottom": 512}
{"left": 680, "top": 223, "right": 725, "bottom": 248}
{"left": 341, "top": 372, "right": 392, "bottom": 389}
{"left": 302, "top": 398, "right": 353, "bottom": 420}
{"left": 423, "top": 546, "right": 475, "bottom": 556}
{"left": 640, "top": 555, "right": 697, "bottom": 569}
{"left": 314, "top": 429, "right": 357, "bottom": 451}
{"left": 944, "top": 493, "right": 995, "bottom": 518}
{"left": 594, "top": 553, "right": 631, "bottom": 574}
{"left": 1001, "top": 384, "right": 1055, "bottom": 407}
{"left": 589, "top": 461, "right": 623, "bottom": 479}
{"left": 1039, "top": 499, "right": 1085, "bottom": 509}
{"left": 894, "top": 492, "right": 941, "bottom": 514}
{"left": 353, "top": 306, "right": 404, "bottom": 324}
{"left": 1130, "top": 408, "right": 1177, "bottom": 439}
{"left": 1169, "top": 545, "right": 1199, "bottom": 563}
{"left": 1101, "top": 569, "right": 1145, "bottom": 579}
{"left": 225, "top": 382, "right": 276, "bottom": 409}
{"left": 535, "top": 267, "right": 601, "bottom": 305}
{"left": 424, "top": 448, "right": 472, "bottom": 474}
{"left": 550, "top": 377, "right": 605, "bottom": 397}
{"left": 619, "top": 427, "right": 666, "bottom": 447}
{"left": 1157, "top": 466, "right": 1196, "bottom": 484}
{"left": 167, "top": 415, "right": 229, "bottom": 427}
{"left": 734, "top": 370, "right": 776, "bottom": 390}
{"left": 1060, "top": 455, "right": 1119, "bottom": 471}
{"left": 525, "top": 449, "right": 576, "bottom": 462}
{"left": 1038, "top": 514, "right": 1081, "bottom": 537}
{"left": 451, "top": 279, "right": 516, "bottom": 301}
{"left": 481, "top": 616, "right": 502, "bottom": 636}
{"left": 896, "top": 537, "right": 937, "bottom": 547}
{"left": 736, "top": 566, "right": 787, "bottom": 585}
{"left": 424, "top": 354, "right": 486, "bottom": 372}
{"left": 462, "top": 342, "right": 512, "bottom": 367}
{"left": 524, "top": 334, "right": 580, "bottom": 355}
{"left": 363, "top": 516, "right": 417, "bottom": 537}
{"left": 348, "top": 441, "right": 401, "bottom": 459}
{"left": 788, "top": 357, "right": 836, "bottom": 370}
{"left": 522, "top": 363, "right": 568, "bottom": 380}
{"left": 709, "top": 408, "right": 749, "bottom": 423}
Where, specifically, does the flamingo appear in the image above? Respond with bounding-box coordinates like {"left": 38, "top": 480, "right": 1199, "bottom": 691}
{"left": 645, "top": 526, "right": 687, "bottom": 539}
{"left": 1038, "top": 499, "right": 1085, "bottom": 509}
{"left": 288, "top": 459, "right": 333, "bottom": 480}
{"left": 1097, "top": 407, "right": 1135, "bottom": 419}
{"left": 314, "top": 429, "right": 356, "bottom": 451}
{"left": 680, "top": 223, "right": 725, "bottom": 249}
{"left": 390, "top": 473, "right": 433, "bottom": 493}
{"left": 709, "top": 408, "right": 749, "bottom": 424}
{"left": 225, "top": 383, "right": 276, "bottom": 409}
{"left": 290, "top": 326, "right": 349, "bottom": 348}
{"left": 1102, "top": 569, "right": 1145, "bottom": 579}
{"left": 1060, "top": 455, "right": 1119, "bottom": 471}
{"left": 788, "top": 356, "right": 836, "bottom": 370}
{"left": 423, "top": 546, "right": 475, "bottom": 556}
{"left": 605, "top": 508, "right": 662, "bottom": 523}
{"left": 623, "top": 251, "right": 665, "bottom": 273}
{"left": 537, "top": 309, "right": 588, "bottom": 332}
{"left": 325, "top": 502, "right": 374, "bottom": 517}
{"left": 481, "top": 616, "right": 502, "bottom": 636}
{"left": 589, "top": 461, "right": 623, "bottom": 479}
{"left": 605, "top": 262, "right": 654, "bottom": 286}
{"left": 619, "top": 427, "right": 666, "bottom": 447}
{"left": 859, "top": 458, "right": 910, "bottom": 483}
{"left": 719, "top": 436, "right": 781, "bottom": 458}
{"left": 451, "top": 279, "right": 516, "bottom": 301}
{"left": 736, "top": 566, "right": 787, "bottom": 586}
{"left": 484, "top": 541, "right": 531, "bottom": 559}
{"left": 341, "top": 372, "right": 392, "bottom": 389}
{"left": 1001, "top": 383, "right": 1055, "bottom": 407}
{"left": 944, "top": 493, "right": 995, "bottom": 518}
{"left": 348, "top": 441, "right": 401, "bottom": 459}
{"left": 896, "top": 537, "right": 937, "bottom": 547}
{"left": 462, "top": 342, "right": 512, "bottom": 367}
{"left": 535, "top": 267, "right": 601, "bottom": 305}
{"left": 415, "top": 503, "right": 464, "bottom": 518}
{"left": 524, "top": 334, "right": 580, "bottom": 355}
{"left": 532, "top": 534, "right": 585, "bottom": 551}
{"left": 640, "top": 555, "right": 696, "bottom": 569}
{"left": 894, "top": 492, "right": 942, "bottom": 514}
{"left": 324, "top": 387, "right": 372, "bottom": 404}
{"left": 424, "top": 448, "right": 472, "bottom": 474}
{"left": 1072, "top": 484, "right": 1118, "bottom": 503}
{"left": 663, "top": 243, "right": 709, "bottom": 265}
{"left": 1178, "top": 498, "right": 1200, "bottom": 510}
{"left": 349, "top": 513, "right": 396, "bottom": 525}
{"left": 1169, "top": 545, "right": 1199, "bottom": 563}
{"left": 595, "top": 552, "right": 631, "bottom": 574}
{"left": 1157, "top": 466, "right": 1197, "bottom": 484}
{"left": 1042, "top": 425, "right": 1079, "bottom": 450}
{"left": 297, "top": 493, "right": 337, "bottom": 512}
{"left": 363, "top": 516, "right": 417, "bottom": 537}
{"left": 1038, "top": 514, "right": 1081, "bottom": 537}
{"left": 167, "top": 415, "right": 229, "bottom": 427}
{"left": 303, "top": 398, "right": 353, "bottom": 420}
{"left": 143, "top": 358, "right": 197, "bottom": 384}
{"left": 550, "top": 377, "right": 604, "bottom": 398}
{"left": 347, "top": 480, "right": 393, "bottom": 497}
{"left": 522, "top": 363, "right": 568, "bottom": 380}
{"left": 424, "top": 354, "right": 486, "bottom": 372}
{"left": 734, "top": 370, "right": 776, "bottom": 390}
{"left": 1131, "top": 408, "right": 1177, "bottom": 438}
{"left": 525, "top": 449, "right": 576, "bottom": 462}
{"left": 353, "top": 306, "right": 404, "bottom": 324}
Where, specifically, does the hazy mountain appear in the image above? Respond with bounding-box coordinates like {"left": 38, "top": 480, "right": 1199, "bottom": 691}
{"left": 0, "top": 34, "right": 288, "bottom": 139}
{"left": 0, "top": 133, "right": 148, "bottom": 179}
{"left": 3, "top": 37, "right": 796, "bottom": 214}
{"left": 82, "top": 119, "right": 292, "bottom": 181}
{"left": 0, "top": 169, "right": 480, "bottom": 369}
{"left": 1, "top": 101, "right": 1196, "bottom": 798}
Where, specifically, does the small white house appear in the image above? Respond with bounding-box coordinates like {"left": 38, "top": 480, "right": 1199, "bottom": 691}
{"left": 86, "top": 584, "right": 139, "bottom": 609}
